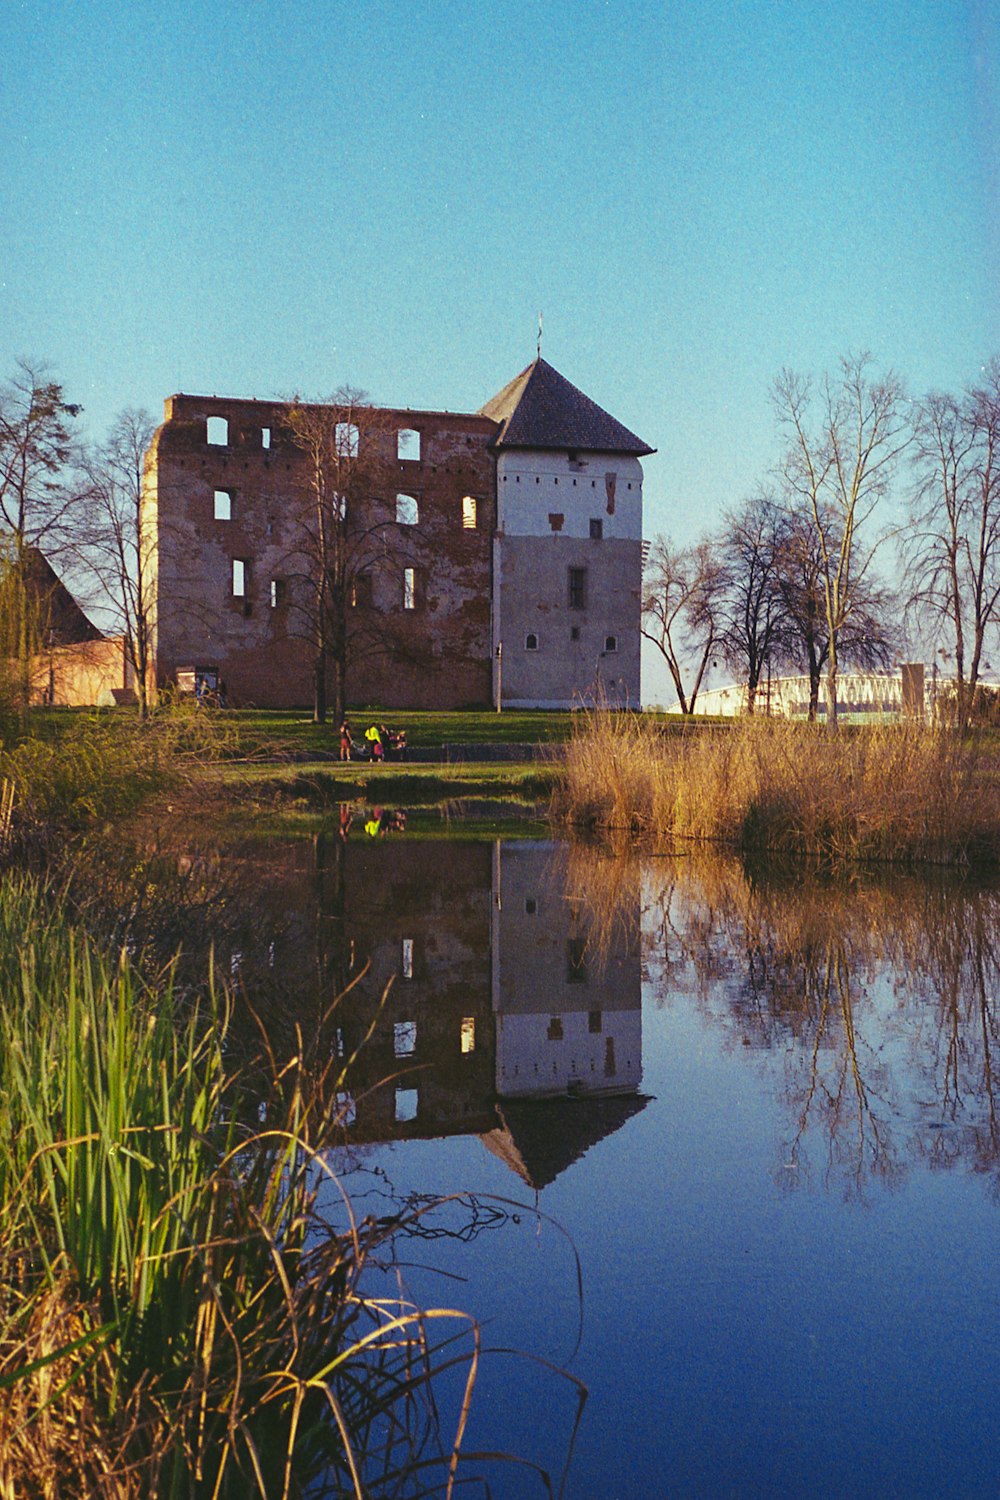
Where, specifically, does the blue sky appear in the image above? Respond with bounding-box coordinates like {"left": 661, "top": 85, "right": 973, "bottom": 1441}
{"left": 2, "top": 0, "right": 998, "bottom": 698}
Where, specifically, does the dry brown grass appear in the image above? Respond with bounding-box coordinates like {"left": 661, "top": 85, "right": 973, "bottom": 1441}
{"left": 553, "top": 712, "right": 1000, "bottom": 865}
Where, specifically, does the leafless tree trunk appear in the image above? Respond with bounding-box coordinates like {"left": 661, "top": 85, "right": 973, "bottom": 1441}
{"left": 906, "top": 363, "right": 1000, "bottom": 728}
{"left": 642, "top": 537, "right": 728, "bottom": 714}
{"left": 774, "top": 353, "right": 909, "bottom": 727}
{"left": 717, "top": 493, "right": 787, "bottom": 715}
{"left": 82, "top": 409, "right": 157, "bottom": 718}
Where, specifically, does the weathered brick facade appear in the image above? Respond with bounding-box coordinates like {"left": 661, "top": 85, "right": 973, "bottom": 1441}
{"left": 144, "top": 395, "right": 498, "bottom": 708}
{"left": 142, "top": 362, "right": 652, "bottom": 710}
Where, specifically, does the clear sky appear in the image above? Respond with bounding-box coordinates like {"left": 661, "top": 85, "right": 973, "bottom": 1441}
{"left": 2, "top": 0, "right": 998, "bottom": 699}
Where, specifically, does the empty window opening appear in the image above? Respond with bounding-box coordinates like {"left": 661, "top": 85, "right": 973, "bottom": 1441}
{"left": 214, "top": 490, "right": 232, "bottom": 521}
{"left": 351, "top": 572, "right": 373, "bottom": 608}
{"left": 589, "top": 1010, "right": 603, "bottom": 1034}
{"left": 566, "top": 936, "right": 588, "bottom": 984}
{"left": 335, "top": 1091, "right": 357, "bottom": 1127}
{"left": 525, "top": 897, "right": 537, "bottom": 915}
{"left": 270, "top": 578, "right": 286, "bottom": 609}
{"left": 460, "top": 1017, "right": 476, "bottom": 1054}
{"left": 547, "top": 1017, "right": 564, "bottom": 1042}
{"left": 570, "top": 625, "right": 581, "bottom": 641}
{"left": 232, "top": 559, "right": 247, "bottom": 598}
{"left": 398, "top": 428, "right": 420, "bottom": 460}
{"left": 548, "top": 513, "right": 564, "bottom": 532}
{"left": 590, "top": 518, "right": 603, "bottom": 540}
{"left": 334, "top": 491, "right": 347, "bottom": 520}
{"left": 403, "top": 568, "right": 419, "bottom": 610}
{"left": 335, "top": 421, "right": 359, "bottom": 458}
{"left": 207, "top": 416, "right": 228, "bottom": 446}
{"left": 402, "top": 937, "right": 414, "bottom": 978}
{"left": 394, "top": 1020, "right": 417, "bottom": 1057}
{"left": 525, "top": 633, "right": 538, "bottom": 651}
{"left": 394, "top": 1087, "right": 418, "bottom": 1123}
{"left": 396, "top": 493, "right": 419, "bottom": 526}
{"left": 605, "top": 635, "right": 618, "bottom": 653}
{"left": 568, "top": 567, "right": 587, "bottom": 610}
{"left": 261, "top": 426, "right": 271, "bottom": 449}
{"left": 462, "top": 495, "right": 477, "bottom": 529}
{"left": 266, "top": 518, "right": 274, "bottom": 536}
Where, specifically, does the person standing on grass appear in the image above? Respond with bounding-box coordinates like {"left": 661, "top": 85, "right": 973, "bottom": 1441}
{"left": 339, "top": 719, "right": 353, "bottom": 761}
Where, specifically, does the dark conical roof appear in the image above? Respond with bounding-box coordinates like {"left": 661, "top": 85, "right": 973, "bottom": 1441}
{"left": 479, "top": 1092, "right": 651, "bottom": 1191}
{"left": 479, "top": 358, "right": 654, "bottom": 455}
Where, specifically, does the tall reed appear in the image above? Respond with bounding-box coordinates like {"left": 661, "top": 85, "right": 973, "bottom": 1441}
{"left": 554, "top": 712, "right": 1000, "bottom": 865}
{"left": 0, "top": 875, "right": 479, "bottom": 1498}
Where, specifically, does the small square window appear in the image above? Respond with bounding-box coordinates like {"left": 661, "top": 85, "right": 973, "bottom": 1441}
{"left": 207, "top": 416, "right": 228, "bottom": 446}
{"left": 525, "top": 897, "right": 537, "bottom": 915}
{"left": 590, "top": 518, "right": 603, "bottom": 540}
{"left": 395, "top": 1087, "right": 418, "bottom": 1123}
{"left": 398, "top": 428, "right": 420, "bottom": 461}
{"left": 570, "top": 625, "right": 581, "bottom": 641}
{"left": 525, "top": 632, "right": 538, "bottom": 651}
{"left": 604, "top": 635, "right": 618, "bottom": 653}
{"left": 394, "top": 1020, "right": 416, "bottom": 1057}
{"left": 335, "top": 422, "right": 359, "bottom": 458}
{"left": 214, "top": 490, "right": 232, "bottom": 521}
{"left": 547, "top": 1017, "right": 564, "bottom": 1042}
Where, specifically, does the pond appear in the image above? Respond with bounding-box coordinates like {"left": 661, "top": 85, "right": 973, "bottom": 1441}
{"left": 138, "top": 826, "right": 1000, "bottom": 1497}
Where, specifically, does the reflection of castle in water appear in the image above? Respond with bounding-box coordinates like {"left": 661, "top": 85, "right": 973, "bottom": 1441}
{"left": 239, "top": 836, "right": 647, "bottom": 1189}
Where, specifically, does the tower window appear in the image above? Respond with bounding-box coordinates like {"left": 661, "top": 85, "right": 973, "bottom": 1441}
{"left": 604, "top": 635, "right": 618, "bottom": 653}
{"left": 525, "top": 633, "right": 538, "bottom": 651}
{"left": 396, "top": 493, "right": 419, "bottom": 525}
{"left": 207, "top": 416, "right": 228, "bottom": 446}
{"left": 590, "top": 518, "right": 603, "bottom": 540}
{"left": 214, "top": 490, "right": 232, "bottom": 521}
{"left": 568, "top": 567, "right": 587, "bottom": 610}
{"left": 462, "top": 495, "right": 477, "bottom": 529}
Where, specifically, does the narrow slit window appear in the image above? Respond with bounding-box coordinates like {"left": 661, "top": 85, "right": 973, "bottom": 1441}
{"left": 568, "top": 567, "right": 587, "bottom": 610}
{"left": 214, "top": 490, "right": 232, "bottom": 521}
{"left": 396, "top": 493, "right": 419, "bottom": 525}
{"left": 261, "top": 426, "right": 271, "bottom": 449}
{"left": 398, "top": 428, "right": 420, "bottom": 460}
{"left": 232, "top": 559, "right": 247, "bottom": 598}
{"left": 566, "top": 936, "right": 588, "bottom": 984}
{"left": 462, "top": 495, "right": 477, "bottom": 529}
{"left": 207, "top": 416, "right": 228, "bottom": 446}
{"left": 460, "top": 1017, "right": 476, "bottom": 1054}
{"left": 403, "top": 568, "right": 417, "bottom": 610}
{"left": 401, "top": 937, "right": 414, "bottom": 978}
{"left": 270, "top": 578, "right": 285, "bottom": 609}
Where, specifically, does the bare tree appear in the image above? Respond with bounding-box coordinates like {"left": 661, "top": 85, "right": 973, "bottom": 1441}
{"left": 717, "top": 493, "right": 787, "bottom": 714}
{"left": 642, "top": 537, "right": 728, "bottom": 714}
{"left": 283, "top": 391, "right": 401, "bottom": 725}
{"left": 83, "top": 409, "right": 157, "bottom": 718}
{"left": 906, "top": 362, "right": 1000, "bottom": 727}
{"left": 773, "top": 352, "right": 909, "bottom": 726}
{"left": 775, "top": 505, "right": 897, "bottom": 720}
{"left": 0, "top": 360, "right": 85, "bottom": 717}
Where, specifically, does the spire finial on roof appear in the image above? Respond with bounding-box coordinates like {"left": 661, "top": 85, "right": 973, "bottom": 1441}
{"left": 537, "top": 310, "right": 543, "bottom": 360}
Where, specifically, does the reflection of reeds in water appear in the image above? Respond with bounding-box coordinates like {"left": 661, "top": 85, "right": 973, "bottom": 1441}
{"left": 554, "top": 713, "right": 1000, "bottom": 866}
{"left": 0, "top": 874, "right": 487, "bottom": 1498}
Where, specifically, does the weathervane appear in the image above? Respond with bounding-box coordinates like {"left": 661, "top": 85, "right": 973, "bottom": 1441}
{"left": 537, "top": 311, "right": 543, "bottom": 360}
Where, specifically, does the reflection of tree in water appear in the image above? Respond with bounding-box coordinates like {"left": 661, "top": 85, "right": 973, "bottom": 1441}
{"left": 567, "top": 846, "right": 1000, "bottom": 1200}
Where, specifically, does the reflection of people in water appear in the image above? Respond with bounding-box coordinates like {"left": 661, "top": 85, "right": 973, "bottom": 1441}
{"left": 338, "top": 804, "right": 353, "bottom": 841}
{"left": 362, "top": 806, "right": 408, "bottom": 838}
